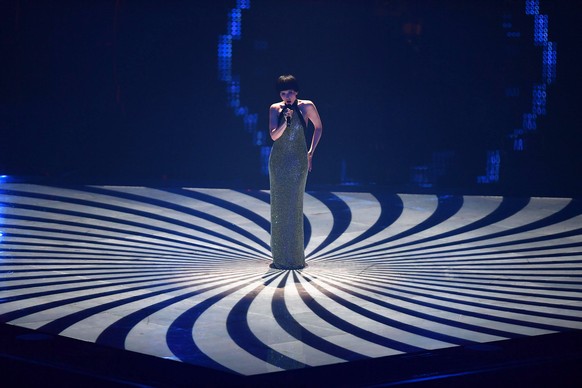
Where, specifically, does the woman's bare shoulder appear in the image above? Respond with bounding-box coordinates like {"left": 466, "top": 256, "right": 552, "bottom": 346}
{"left": 298, "top": 100, "right": 317, "bottom": 112}
{"left": 270, "top": 102, "right": 285, "bottom": 111}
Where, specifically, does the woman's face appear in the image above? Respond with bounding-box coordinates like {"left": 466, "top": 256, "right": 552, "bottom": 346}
{"left": 280, "top": 89, "right": 298, "bottom": 105}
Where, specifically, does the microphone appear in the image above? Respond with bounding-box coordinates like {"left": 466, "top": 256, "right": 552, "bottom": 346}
{"left": 285, "top": 104, "right": 292, "bottom": 126}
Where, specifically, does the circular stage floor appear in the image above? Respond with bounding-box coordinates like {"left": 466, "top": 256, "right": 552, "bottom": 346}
{"left": 1, "top": 184, "right": 581, "bottom": 383}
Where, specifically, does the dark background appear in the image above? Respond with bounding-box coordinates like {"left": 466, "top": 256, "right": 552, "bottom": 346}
{"left": 1, "top": 0, "right": 580, "bottom": 195}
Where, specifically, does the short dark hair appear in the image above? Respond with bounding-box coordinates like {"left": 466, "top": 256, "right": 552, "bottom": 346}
{"left": 276, "top": 74, "right": 300, "bottom": 92}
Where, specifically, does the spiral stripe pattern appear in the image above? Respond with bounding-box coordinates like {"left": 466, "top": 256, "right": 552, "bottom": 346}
{"left": 1, "top": 184, "right": 581, "bottom": 375}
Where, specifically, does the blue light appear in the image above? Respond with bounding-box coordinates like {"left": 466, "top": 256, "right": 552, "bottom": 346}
{"left": 411, "top": 166, "right": 432, "bottom": 188}
{"left": 260, "top": 146, "right": 270, "bottom": 175}
{"left": 525, "top": 0, "right": 539, "bottom": 15}
{"left": 477, "top": 150, "right": 501, "bottom": 184}
{"left": 235, "top": 106, "right": 248, "bottom": 116}
{"left": 543, "top": 41, "right": 557, "bottom": 84}
{"left": 501, "top": 0, "right": 557, "bottom": 158}
{"left": 532, "top": 83, "right": 547, "bottom": 115}
{"left": 511, "top": 128, "right": 525, "bottom": 151}
{"left": 228, "top": 8, "right": 243, "bottom": 39}
{"left": 237, "top": 0, "right": 250, "bottom": 9}
{"left": 254, "top": 130, "right": 265, "bottom": 146}
{"left": 523, "top": 112, "right": 537, "bottom": 130}
{"left": 514, "top": 138, "right": 524, "bottom": 151}
{"left": 487, "top": 150, "right": 501, "bottom": 182}
{"left": 533, "top": 14, "right": 548, "bottom": 46}
{"left": 244, "top": 113, "right": 258, "bottom": 132}
{"left": 218, "top": 0, "right": 266, "bottom": 171}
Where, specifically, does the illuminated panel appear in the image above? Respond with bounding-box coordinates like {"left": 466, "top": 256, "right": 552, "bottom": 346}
{"left": 511, "top": 0, "right": 557, "bottom": 151}
{"left": 217, "top": 2, "right": 259, "bottom": 137}
{"left": 479, "top": 0, "right": 557, "bottom": 184}
{"left": 476, "top": 151, "right": 502, "bottom": 184}
{"left": 218, "top": 1, "right": 268, "bottom": 174}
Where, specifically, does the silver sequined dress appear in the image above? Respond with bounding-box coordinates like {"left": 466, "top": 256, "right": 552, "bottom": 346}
{"left": 269, "top": 102, "right": 308, "bottom": 269}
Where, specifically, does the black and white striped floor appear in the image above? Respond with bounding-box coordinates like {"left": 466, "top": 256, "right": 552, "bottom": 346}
{"left": 1, "top": 184, "right": 581, "bottom": 377}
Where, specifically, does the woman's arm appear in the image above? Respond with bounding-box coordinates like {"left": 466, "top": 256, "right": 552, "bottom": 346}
{"left": 304, "top": 101, "right": 323, "bottom": 172}
{"left": 269, "top": 104, "right": 288, "bottom": 141}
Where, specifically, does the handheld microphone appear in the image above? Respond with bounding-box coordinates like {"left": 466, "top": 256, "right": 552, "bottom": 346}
{"left": 285, "top": 105, "right": 292, "bottom": 126}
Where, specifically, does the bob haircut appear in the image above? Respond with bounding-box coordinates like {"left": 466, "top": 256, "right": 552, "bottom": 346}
{"left": 276, "top": 74, "right": 300, "bottom": 92}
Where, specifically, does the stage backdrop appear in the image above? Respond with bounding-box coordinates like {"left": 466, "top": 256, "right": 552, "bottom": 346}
{"left": 1, "top": 0, "right": 580, "bottom": 195}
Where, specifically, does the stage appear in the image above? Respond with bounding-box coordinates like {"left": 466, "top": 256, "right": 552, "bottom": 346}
{"left": 1, "top": 183, "right": 582, "bottom": 386}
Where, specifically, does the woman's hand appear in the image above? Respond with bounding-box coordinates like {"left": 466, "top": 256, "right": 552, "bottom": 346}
{"left": 283, "top": 106, "right": 294, "bottom": 126}
{"left": 307, "top": 151, "right": 313, "bottom": 172}
{"left": 269, "top": 103, "right": 290, "bottom": 141}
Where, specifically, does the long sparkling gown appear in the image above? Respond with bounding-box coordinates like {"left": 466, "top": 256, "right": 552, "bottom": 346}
{"left": 269, "top": 101, "right": 308, "bottom": 269}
